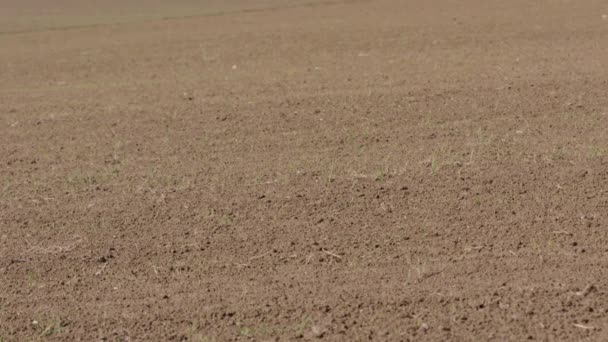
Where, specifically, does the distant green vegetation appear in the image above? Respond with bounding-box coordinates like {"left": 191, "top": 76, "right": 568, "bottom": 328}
{"left": 0, "top": 0, "right": 326, "bottom": 34}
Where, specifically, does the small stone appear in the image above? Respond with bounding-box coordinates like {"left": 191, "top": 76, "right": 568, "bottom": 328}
{"left": 311, "top": 325, "right": 325, "bottom": 338}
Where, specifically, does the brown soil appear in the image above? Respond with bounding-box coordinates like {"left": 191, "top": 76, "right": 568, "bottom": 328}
{"left": 2, "top": 0, "right": 608, "bottom": 340}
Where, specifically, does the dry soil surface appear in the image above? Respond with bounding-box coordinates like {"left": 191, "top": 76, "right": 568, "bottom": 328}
{"left": 2, "top": 0, "right": 608, "bottom": 341}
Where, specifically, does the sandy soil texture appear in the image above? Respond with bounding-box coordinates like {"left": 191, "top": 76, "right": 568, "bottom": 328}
{"left": 1, "top": 0, "right": 608, "bottom": 340}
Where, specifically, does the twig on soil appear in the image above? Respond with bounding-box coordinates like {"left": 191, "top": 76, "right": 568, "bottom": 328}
{"left": 552, "top": 230, "right": 572, "bottom": 235}
{"left": 27, "top": 238, "right": 83, "bottom": 255}
{"left": 322, "top": 249, "right": 342, "bottom": 259}
{"left": 94, "top": 263, "right": 108, "bottom": 276}
{"left": 464, "top": 246, "right": 484, "bottom": 252}
{"left": 574, "top": 323, "right": 595, "bottom": 330}
{"left": 575, "top": 284, "right": 597, "bottom": 297}
{"left": 235, "top": 250, "right": 272, "bottom": 268}
{"left": 10, "top": 258, "right": 30, "bottom": 263}
{"left": 151, "top": 264, "right": 160, "bottom": 275}
{"left": 249, "top": 250, "right": 271, "bottom": 261}
{"left": 421, "top": 270, "right": 443, "bottom": 280}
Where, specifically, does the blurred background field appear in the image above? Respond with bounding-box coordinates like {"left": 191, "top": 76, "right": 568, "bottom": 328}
{"left": 0, "top": 0, "right": 325, "bottom": 33}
